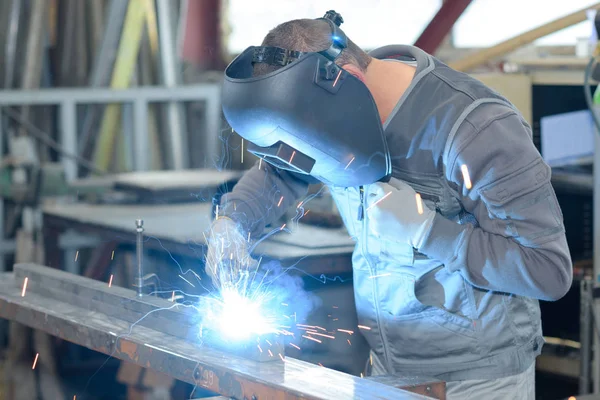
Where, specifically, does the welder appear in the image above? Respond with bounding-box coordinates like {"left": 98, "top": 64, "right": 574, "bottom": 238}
{"left": 205, "top": 10, "right": 572, "bottom": 399}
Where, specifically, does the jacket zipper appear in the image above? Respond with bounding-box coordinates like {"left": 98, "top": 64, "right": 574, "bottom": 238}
{"left": 357, "top": 186, "right": 364, "bottom": 221}
{"left": 358, "top": 185, "right": 393, "bottom": 373}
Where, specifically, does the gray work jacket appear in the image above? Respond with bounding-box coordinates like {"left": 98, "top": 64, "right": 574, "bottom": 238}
{"left": 220, "top": 45, "right": 573, "bottom": 381}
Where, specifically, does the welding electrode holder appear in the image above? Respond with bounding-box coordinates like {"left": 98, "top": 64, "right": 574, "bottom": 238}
{"left": 136, "top": 219, "right": 144, "bottom": 297}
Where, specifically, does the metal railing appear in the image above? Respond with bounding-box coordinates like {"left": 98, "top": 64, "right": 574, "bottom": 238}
{"left": 0, "top": 84, "right": 222, "bottom": 271}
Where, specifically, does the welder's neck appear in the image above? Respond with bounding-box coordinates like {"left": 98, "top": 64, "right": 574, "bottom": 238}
{"left": 364, "top": 58, "right": 416, "bottom": 124}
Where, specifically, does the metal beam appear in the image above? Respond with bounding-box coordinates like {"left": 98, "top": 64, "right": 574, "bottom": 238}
{"left": 413, "top": 0, "right": 473, "bottom": 54}
{"left": 0, "top": 85, "right": 219, "bottom": 105}
{"left": 0, "top": 264, "right": 424, "bottom": 400}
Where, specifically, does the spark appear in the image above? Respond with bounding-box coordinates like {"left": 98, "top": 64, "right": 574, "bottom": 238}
{"left": 74, "top": 396, "right": 77, "bottom": 400}
{"left": 333, "top": 318, "right": 338, "bottom": 321}
{"left": 304, "top": 210, "right": 310, "bottom": 216}
{"left": 32, "top": 353, "right": 39, "bottom": 370}
{"left": 257, "top": 345, "right": 263, "bottom": 353}
{"left": 265, "top": 339, "right": 272, "bottom": 346}
{"left": 279, "top": 353, "right": 285, "bottom": 362}
{"left": 461, "top": 164, "right": 472, "bottom": 189}
{"left": 303, "top": 335, "right": 322, "bottom": 343}
{"left": 344, "top": 156, "right": 355, "bottom": 170}
{"left": 111, "top": 251, "right": 115, "bottom": 260}
{"left": 282, "top": 303, "right": 288, "bottom": 306}
{"left": 332, "top": 306, "right": 338, "bottom": 309}
{"left": 289, "top": 151, "right": 296, "bottom": 163}
{"left": 297, "top": 201, "right": 304, "bottom": 208}
{"left": 215, "top": 205, "right": 219, "bottom": 218}
{"left": 290, "top": 343, "right": 301, "bottom": 350}
{"left": 318, "top": 363, "right": 324, "bottom": 367}
{"left": 360, "top": 373, "right": 364, "bottom": 378}
{"left": 204, "top": 287, "right": 278, "bottom": 340}
{"left": 359, "top": 325, "right": 372, "bottom": 331}
{"left": 298, "top": 328, "right": 319, "bottom": 334}
{"left": 259, "top": 159, "right": 263, "bottom": 170}
{"left": 365, "top": 191, "right": 392, "bottom": 212}
{"left": 368, "top": 273, "right": 391, "bottom": 279}
{"left": 171, "top": 291, "right": 175, "bottom": 302}
{"left": 248, "top": 232, "right": 251, "bottom": 242}
{"left": 268, "top": 349, "right": 274, "bottom": 357}
{"left": 370, "top": 354, "right": 373, "bottom": 365}
{"left": 108, "top": 274, "right": 114, "bottom": 287}
{"left": 308, "top": 332, "right": 335, "bottom": 339}
{"left": 75, "top": 251, "right": 79, "bottom": 262}
{"left": 280, "top": 223, "right": 286, "bottom": 231}
{"left": 241, "top": 139, "right": 244, "bottom": 163}
{"left": 337, "top": 329, "right": 354, "bottom": 335}
{"left": 347, "top": 339, "right": 352, "bottom": 345}
{"left": 332, "top": 70, "right": 343, "bottom": 87}
{"left": 277, "top": 196, "right": 284, "bottom": 207}
{"left": 21, "top": 277, "right": 28, "bottom": 297}
{"left": 178, "top": 275, "right": 195, "bottom": 287}
{"left": 415, "top": 193, "right": 424, "bottom": 215}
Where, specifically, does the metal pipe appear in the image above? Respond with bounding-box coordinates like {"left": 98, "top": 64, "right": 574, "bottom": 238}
{"left": 136, "top": 219, "right": 144, "bottom": 297}
{"left": 581, "top": 279, "right": 592, "bottom": 394}
{"left": 0, "top": 84, "right": 219, "bottom": 105}
{"left": 156, "top": 0, "right": 188, "bottom": 170}
{"left": 594, "top": 98, "right": 600, "bottom": 393}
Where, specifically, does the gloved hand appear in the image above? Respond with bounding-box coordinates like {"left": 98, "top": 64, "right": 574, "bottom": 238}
{"left": 366, "top": 178, "right": 436, "bottom": 250}
{"left": 205, "top": 217, "right": 253, "bottom": 289}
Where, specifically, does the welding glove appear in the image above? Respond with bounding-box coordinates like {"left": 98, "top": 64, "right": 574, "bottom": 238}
{"left": 366, "top": 178, "right": 436, "bottom": 250}
{"left": 205, "top": 216, "right": 253, "bottom": 288}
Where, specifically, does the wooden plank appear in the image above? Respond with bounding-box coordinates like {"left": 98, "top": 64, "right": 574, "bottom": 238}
{"left": 449, "top": 3, "right": 600, "bottom": 72}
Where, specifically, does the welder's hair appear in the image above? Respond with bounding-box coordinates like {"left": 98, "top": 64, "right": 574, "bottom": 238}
{"left": 253, "top": 18, "right": 372, "bottom": 76}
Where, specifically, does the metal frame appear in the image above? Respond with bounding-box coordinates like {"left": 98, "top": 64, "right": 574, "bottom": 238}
{"left": 0, "top": 84, "right": 222, "bottom": 271}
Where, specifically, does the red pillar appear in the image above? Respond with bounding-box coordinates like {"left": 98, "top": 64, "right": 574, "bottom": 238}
{"left": 414, "top": 0, "right": 473, "bottom": 54}
{"left": 181, "top": 0, "right": 224, "bottom": 70}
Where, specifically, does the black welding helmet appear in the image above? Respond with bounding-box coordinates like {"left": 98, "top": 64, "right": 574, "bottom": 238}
{"left": 221, "top": 10, "right": 391, "bottom": 187}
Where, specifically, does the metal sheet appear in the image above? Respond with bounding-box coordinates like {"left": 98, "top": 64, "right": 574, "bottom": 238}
{"left": 0, "top": 266, "right": 425, "bottom": 399}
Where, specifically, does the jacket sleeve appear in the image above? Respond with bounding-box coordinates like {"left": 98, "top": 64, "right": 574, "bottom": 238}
{"left": 219, "top": 160, "right": 310, "bottom": 238}
{"left": 418, "top": 103, "right": 573, "bottom": 301}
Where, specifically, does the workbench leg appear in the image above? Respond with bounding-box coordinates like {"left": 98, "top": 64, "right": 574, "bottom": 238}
{"left": 4, "top": 323, "right": 36, "bottom": 400}
{"left": 83, "top": 240, "right": 118, "bottom": 280}
{"left": 4, "top": 228, "right": 64, "bottom": 400}
{"left": 43, "top": 226, "right": 62, "bottom": 270}
{"left": 33, "top": 330, "right": 65, "bottom": 400}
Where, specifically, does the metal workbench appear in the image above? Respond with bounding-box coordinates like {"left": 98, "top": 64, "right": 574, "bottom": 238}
{"left": 42, "top": 201, "right": 355, "bottom": 277}
{"left": 0, "top": 263, "right": 426, "bottom": 400}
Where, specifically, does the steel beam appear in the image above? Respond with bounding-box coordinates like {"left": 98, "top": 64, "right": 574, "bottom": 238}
{"left": 413, "top": 0, "right": 473, "bottom": 54}
{"left": 0, "top": 85, "right": 220, "bottom": 105}
{"left": 0, "top": 264, "right": 424, "bottom": 399}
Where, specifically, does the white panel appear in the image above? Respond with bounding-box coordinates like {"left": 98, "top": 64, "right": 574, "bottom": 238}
{"left": 453, "top": 0, "right": 598, "bottom": 47}
{"left": 226, "top": 0, "right": 441, "bottom": 54}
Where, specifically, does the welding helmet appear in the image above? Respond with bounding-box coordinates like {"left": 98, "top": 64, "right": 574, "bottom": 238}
{"left": 221, "top": 10, "right": 391, "bottom": 187}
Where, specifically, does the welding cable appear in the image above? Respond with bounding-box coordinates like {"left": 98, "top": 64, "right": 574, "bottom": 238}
{"left": 583, "top": 286, "right": 600, "bottom": 344}
{"left": 2, "top": 107, "right": 106, "bottom": 175}
{"left": 583, "top": 55, "right": 600, "bottom": 135}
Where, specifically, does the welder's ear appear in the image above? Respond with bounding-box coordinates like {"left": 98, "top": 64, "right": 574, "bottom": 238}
{"left": 341, "top": 63, "right": 366, "bottom": 83}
